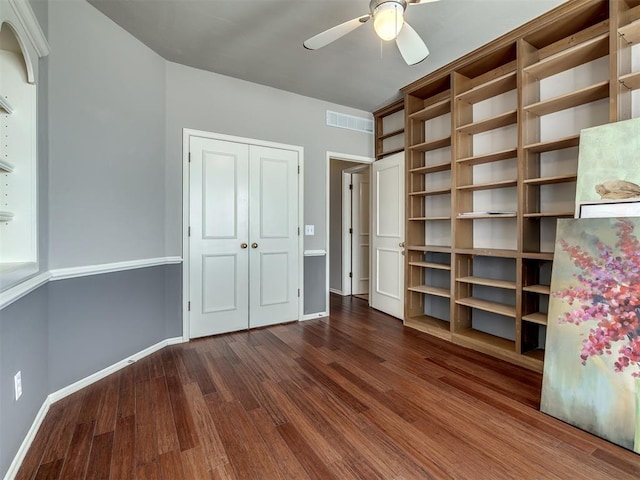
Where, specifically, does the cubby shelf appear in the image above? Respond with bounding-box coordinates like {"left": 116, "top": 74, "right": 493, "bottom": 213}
{"left": 457, "top": 276, "right": 517, "bottom": 290}
{"left": 524, "top": 135, "right": 580, "bottom": 153}
{"left": 409, "top": 97, "right": 451, "bottom": 121}
{"left": 407, "top": 245, "right": 452, "bottom": 254}
{"left": 619, "top": 19, "right": 640, "bottom": 44}
{"left": 408, "top": 216, "right": 452, "bottom": 221}
{"left": 522, "top": 312, "right": 548, "bottom": 325}
{"left": 524, "top": 32, "right": 609, "bottom": 80}
{"left": 523, "top": 174, "right": 577, "bottom": 185}
{"left": 456, "top": 71, "right": 517, "bottom": 104}
{"left": 457, "top": 148, "right": 517, "bottom": 166}
{"left": 0, "top": 95, "right": 13, "bottom": 114}
{"left": 457, "top": 179, "right": 518, "bottom": 191}
{"left": 454, "top": 248, "right": 518, "bottom": 258}
{"left": 453, "top": 329, "right": 516, "bottom": 352}
{"left": 457, "top": 110, "right": 517, "bottom": 135}
{"left": 409, "top": 136, "right": 452, "bottom": 152}
{"left": 456, "top": 297, "right": 516, "bottom": 317}
{"left": 523, "top": 211, "right": 574, "bottom": 218}
{"left": 405, "top": 315, "right": 451, "bottom": 338}
{"left": 0, "top": 159, "right": 15, "bottom": 173}
{"left": 524, "top": 81, "right": 609, "bottom": 116}
{"left": 409, "top": 187, "right": 452, "bottom": 197}
{"left": 409, "top": 161, "right": 452, "bottom": 174}
{"left": 620, "top": 71, "right": 640, "bottom": 91}
{"left": 457, "top": 212, "right": 517, "bottom": 219}
{"left": 379, "top": 128, "right": 404, "bottom": 141}
{"left": 408, "top": 285, "right": 451, "bottom": 298}
{"left": 409, "top": 261, "right": 451, "bottom": 270}
{"left": 523, "top": 284, "right": 551, "bottom": 294}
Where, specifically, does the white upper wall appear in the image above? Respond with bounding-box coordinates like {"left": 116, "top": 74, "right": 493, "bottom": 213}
{"left": 164, "top": 62, "right": 373, "bottom": 254}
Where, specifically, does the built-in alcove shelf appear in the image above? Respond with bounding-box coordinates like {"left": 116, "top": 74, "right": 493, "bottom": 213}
{"left": 409, "top": 161, "right": 451, "bottom": 174}
{"left": 457, "top": 148, "right": 517, "bottom": 166}
{"left": 408, "top": 261, "right": 451, "bottom": 270}
{"left": 410, "top": 187, "right": 452, "bottom": 197}
{"left": 408, "top": 216, "right": 452, "bottom": 221}
{"left": 524, "top": 135, "right": 580, "bottom": 153}
{"left": 524, "top": 81, "right": 609, "bottom": 116}
{"left": 408, "top": 285, "right": 451, "bottom": 298}
{"left": 457, "top": 276, "right": 517, "bottom": 290}
{"left": 456, "top": 71, "right": 517, "bottom": 104}
{"left": 0, "top": 159, "right": 15, "bottom": 173}
{"left": 619, "top": 71, "right": 640, "bottom": 91}
{"left": 619, "top": 18, "right": 640, "bottom": 44}
{"left": 457, "top": 110, "right": 518, "bottom": 135}
{"left": 523, "top": 284, "right": 551, "bottom": 294}
{"left": 457, "top": 179, "right": 518, "bottom": 191}
{"left": 408, "top": 95, "right": 451, "bottom": 121}
{"left": 522, "top": 312, "right": 549, "bottom": 325}
{"left": 0, "top": 95, "right": 13, "bottom": 114}
{"left": 456, "top": 297, "right": 517, "bottom": 318}
{"left": 409, "top": 136, "right": 451, "bottom": 152}
{"left": 0, "top": 211, "right": 14, "bottom": 222}
{"left": 523, "top": 174, "right": 577, "bottom": 185}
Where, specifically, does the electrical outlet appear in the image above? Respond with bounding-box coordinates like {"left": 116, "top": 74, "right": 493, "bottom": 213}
{"left": 14, "top": 371, "right": 22, "bottom": 401}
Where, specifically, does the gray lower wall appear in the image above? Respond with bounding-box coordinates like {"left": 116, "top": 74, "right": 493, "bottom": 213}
{"left": 0, "top": 263, "right": 182, "bottom": 478}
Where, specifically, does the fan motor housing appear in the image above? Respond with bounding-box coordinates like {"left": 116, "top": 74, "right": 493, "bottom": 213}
{"left": 369, "top": 0, "right": 408, "bottom": 14}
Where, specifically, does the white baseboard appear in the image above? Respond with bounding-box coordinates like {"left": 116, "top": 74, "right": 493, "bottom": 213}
{"left": 329, "top": 288, "right": 346, "bottom": 296}
{"left": 302, "top": 311, "right": 328, "bottom": 321}
{"left": 3, "top": 336, "right": 186, "bottom": 480}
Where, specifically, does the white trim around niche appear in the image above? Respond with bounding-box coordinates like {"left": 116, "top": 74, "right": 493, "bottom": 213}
{"left": 7, "top": 0, "right": 50, "bottom": 57}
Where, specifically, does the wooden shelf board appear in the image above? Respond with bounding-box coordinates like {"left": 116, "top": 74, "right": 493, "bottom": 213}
{"left": 524, "top": 174, "right": 577, "bottom": 185}
{"left": 524, "top": 81, "right": 609, "bottom": 117}
{"left": 408, "top": 245, "right": 452, "bottom": 253}
{"left": 377, "top": 147, "right": 404, "bottom": 159}
{"left": 620, "top": 71, "right": 640, "bottom": 91}
{"left": 409, "top": 187, "right": 452, "bottom": 197}
{"left": 523, "top": 211, "right": 574, "bottom": 218}
{"left": 456, "top": 276, "right": 516, "bottom": 290}
{"left": 408, "top": 285, "right": 451, "bottom": 298}
{"left": 409, "top": 261, "right": 451, "bottom": 271}
{"left": 410, "top": 136, "right": 452, "bottom": 152}
{"left": 622, "top": 5, "right": 640, "bottom": 26}
{"left": 453, "top": 328, "right": 516, "bottom": 352}
{"left": 455, "top": 248, "right": 518, "bottom": 258}
{"left": 457, "top": 179, "right": 517, "bottom": 192}
{"left": 522, "top": 349, "right": 545, "bottom": 362}
{"left": 522, "top": 251, "right": 554, "bottom": 261}
{"left": 456, "top": 148, "right": 517, "bottom": 166}
{"left": 524, "top": 135, "right": 580, "bottom": 153}
{"left": 0, "top": 159, "right": 15, "bottom": 173}
{"left": 456, "top": 71, "right": 517, "bottom": 104}
{"left": 0, "top": 96, "right": 13, "bottom": 114}
{"left": 379, "top": 128, "right": 404, "bottom": 141}
{"left": 408, "top": 216, "right": 451, "bottom": 221}
{"left": 457, "top": 212, "right": 517, "bottom": 219}
{"left": 457, "top": 110, "right": 517, "bottom": 135}
{"left": 409, "top": 161, "right": 452, "bottom": 174}
{"left": 409, "top": 98, "right": 451, "bottom": 121}
{"left": 0, "top": 211, "right": 14, "bottom": 222}
{"left": 455, "top": 297, "right": 516, "bottom": 317}
{"left": 619, "top": 20, "right": 640, "bottom": 45}
{"left": 523, "top": 284, "right": 550, "bottom": 295}
{"left": 522, "top": 312, "right": 548, "bottom": 325}
{"left": 524, "top": 33, "right": 609, "bottom": 80}
{"left": 405, "top": 315, "right": 451, "bottom": 341}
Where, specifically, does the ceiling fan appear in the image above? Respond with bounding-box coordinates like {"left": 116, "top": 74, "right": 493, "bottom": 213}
{"left": 303, "top": 0, "right": 439, "bottom": 65}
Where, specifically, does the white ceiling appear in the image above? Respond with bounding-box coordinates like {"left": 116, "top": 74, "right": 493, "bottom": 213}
{"left": 87, "top": 0, "right": 566, "bottom": 112}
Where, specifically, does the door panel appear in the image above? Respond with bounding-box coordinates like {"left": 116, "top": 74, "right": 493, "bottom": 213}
{"left": 351, "top": 170, "right": 370, "bottom": 296}
{"left": 371, "top": 152, "right": 405, "bottom": 319}
{"left": 189, "top": 137, "right": 249, "bottom": 338}
{"left": 249, "top": 145, "right": 299, "bottom": 328}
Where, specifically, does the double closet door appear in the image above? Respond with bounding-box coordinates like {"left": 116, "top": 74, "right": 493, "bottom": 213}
{"left": 189, "top": 136, "right": 299, "bottom": 338}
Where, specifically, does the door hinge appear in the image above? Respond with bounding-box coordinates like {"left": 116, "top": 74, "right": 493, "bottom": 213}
{"left": 188, "top": 226, "right": 191, "bottom": 237}
{"left": 349, "top": 272, "right": 353, "bottom": 278}
{"left": 349, "top": 227, "right": 353, "bottom": 234}
{"left": 349, "top": 183, "right": 353, "bottom": 190}
{"left": 188, "top": 301, "right": 191, "bottom": 311}
{"left": 298, "top": 226, "right": 300, "bottom": 236}
{"left": 298, "top": 165, "right": 300, "bottom": 174}
{"left": 298, "top": 288, "right": 300, "bottom": 297}
{"left": 188, "top": 152, "right": 191, "bottom": 163}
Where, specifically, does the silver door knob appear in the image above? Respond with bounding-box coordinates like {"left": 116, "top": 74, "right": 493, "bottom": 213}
{"left": 399, "top": 242, "right": 405, "bottom": 248}
{"left": 240, "top": 243, "right": 248, "bottom": 249}
{"left": 251, "top": 242, "right": 259, "bottom": 249}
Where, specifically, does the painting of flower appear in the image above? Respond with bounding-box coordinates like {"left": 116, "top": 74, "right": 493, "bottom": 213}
{"left": 541, "top": 217, "right": 640, "bottom": 454}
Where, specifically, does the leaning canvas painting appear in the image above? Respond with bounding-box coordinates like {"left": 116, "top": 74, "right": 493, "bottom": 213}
{"left": 541, "top": 217, "right": 640, "bottom": 453}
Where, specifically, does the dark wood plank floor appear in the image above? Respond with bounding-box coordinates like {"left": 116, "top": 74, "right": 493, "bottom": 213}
{"left": 16, "top": 294, "right": 640, "bottom": 479}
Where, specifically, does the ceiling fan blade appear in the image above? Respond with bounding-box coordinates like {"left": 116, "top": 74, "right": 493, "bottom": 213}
{"left": 395, "top": 21, "right": 429, "bottom": 65}
{"left": 303, "top": 15, "right": 370, "bottom": 50}
{"left": 407, "top": 0, "right": 441, "bottom": 4}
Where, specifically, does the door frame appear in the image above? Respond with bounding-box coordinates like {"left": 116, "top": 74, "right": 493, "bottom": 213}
{"left": 325, "top": 151, "right": 374, "bottom": 316}
{"left": 341, "top": 165, "right": 370, "bottom": 296}
{"left": 182, "top": 128, "right": 305, "bottom": 341}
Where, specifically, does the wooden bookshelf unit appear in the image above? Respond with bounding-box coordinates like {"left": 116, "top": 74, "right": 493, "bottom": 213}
{"left": 375, "top": 0, "right": 640, "bottom": 372}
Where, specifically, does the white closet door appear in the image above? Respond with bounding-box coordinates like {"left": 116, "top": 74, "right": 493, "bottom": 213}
{"left": 189, "top": 137, "right": 250, "bottom": 338}
{"left": 371, "top": 152, "right": 405, "bottom": 320}
{"left": 248, "top": 145, "right": 299, "bottom": 328}
{"left": 351, "top": 171, "right": 370, "bottom": 296}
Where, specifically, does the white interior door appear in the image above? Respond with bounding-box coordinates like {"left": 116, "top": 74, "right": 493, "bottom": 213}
{"left": 249, "top": 145, "right": 299, "bottom": 328}
{"left": 351, "top": 170, "right": 370, "bottom": 296}
{"left": 189, "top": 137, "right": 249, "bottom": 338}
{"left": 371, "top": 152, "right": 405, "bottom": 319}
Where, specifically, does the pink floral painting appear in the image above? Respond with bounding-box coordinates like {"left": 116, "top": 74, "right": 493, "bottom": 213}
{"left": 541, "top": 217, "right": 640, "bottom": 453}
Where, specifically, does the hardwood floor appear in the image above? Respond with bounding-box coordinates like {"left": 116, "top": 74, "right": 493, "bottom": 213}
{"left": 16, "top": 294, "right": 640, "bottom": 479}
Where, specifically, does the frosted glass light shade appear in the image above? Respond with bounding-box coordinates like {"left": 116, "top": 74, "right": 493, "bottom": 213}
{"left": 373, "top": 2, "right": 404, "bottom": 41}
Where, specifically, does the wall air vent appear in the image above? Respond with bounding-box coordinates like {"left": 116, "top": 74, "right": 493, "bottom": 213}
{"left": 326, "top": 110, "right": 374, "bottom": 134}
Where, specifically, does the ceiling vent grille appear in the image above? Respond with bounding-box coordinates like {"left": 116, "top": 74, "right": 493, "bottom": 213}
{"left": 326, "top": 110, "right": 374, "bottom": 134}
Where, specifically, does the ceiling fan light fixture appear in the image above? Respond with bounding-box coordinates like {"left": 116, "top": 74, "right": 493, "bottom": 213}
{"left": 373, "top": 2, "right": 404, "bottom": 41}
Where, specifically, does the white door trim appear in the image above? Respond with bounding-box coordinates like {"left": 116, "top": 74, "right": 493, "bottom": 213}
{"left": 182, "top": 128, "right": 304, "bottom": 341}
{"left": 325, "top": 151, "right": 374, "bottom": 316}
